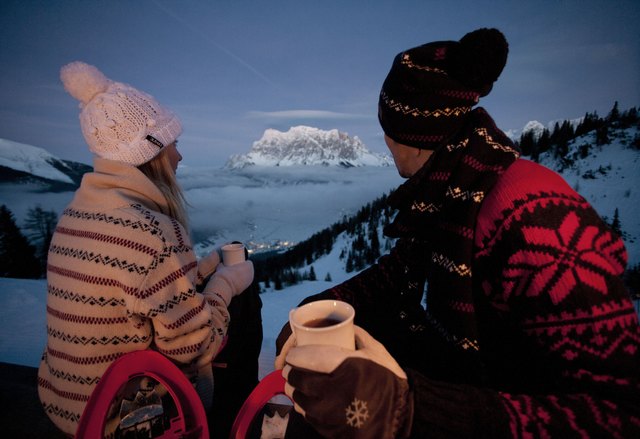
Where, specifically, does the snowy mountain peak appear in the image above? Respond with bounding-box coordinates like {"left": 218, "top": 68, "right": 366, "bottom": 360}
{"left": 0, "top": 138, "right": 91, "bottom": 189}
{"left": 225, "top": 126, "right": 393, "bottom": 168}
{"left": 522, "top": 120, "right": 546, "bottom": 138}
{"left": 506, "top": 117, "right": 585, "bottom": 142}
{"left": 0, "top": 139, "right": 74, "bottom": 184}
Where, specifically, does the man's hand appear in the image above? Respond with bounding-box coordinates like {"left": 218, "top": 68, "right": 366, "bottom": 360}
{"left": 274, "top": 322, "right": 294, "bottom": 370}
{"left": 282, "top": 326, "right": 413, "bottom": 438}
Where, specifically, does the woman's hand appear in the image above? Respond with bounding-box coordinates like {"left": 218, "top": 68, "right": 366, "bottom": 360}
{"left": 197, "top": 248, "right": 222, "bottom": 280}
{"left": 203, "top": 260, "right": 254, "bottom": 305}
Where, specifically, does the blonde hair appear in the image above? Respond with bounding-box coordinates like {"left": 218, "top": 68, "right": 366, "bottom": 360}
{"left": 138, "top": 148, "right": 189, "bottom": 231}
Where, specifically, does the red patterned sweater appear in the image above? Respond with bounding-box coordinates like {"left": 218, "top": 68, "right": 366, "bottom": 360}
{"left": 299, "top": 157, "right": 640, "bottom": 437}
{"left": 37, "top": 159, "right": 231, "bottom": 436}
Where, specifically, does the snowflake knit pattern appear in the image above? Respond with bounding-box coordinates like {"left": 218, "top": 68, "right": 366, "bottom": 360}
{"left": 303, "top": 107, "right": 639, "bottom": 437}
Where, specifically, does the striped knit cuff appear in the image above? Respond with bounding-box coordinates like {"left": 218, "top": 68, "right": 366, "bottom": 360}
{"left": 205, "top": 291, "right": 232, "bottom": 308}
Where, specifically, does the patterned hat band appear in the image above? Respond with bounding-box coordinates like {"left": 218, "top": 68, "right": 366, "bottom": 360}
{"left": 379, "top": 91, "right": 473, "bottom": 119}
{"left": 378, "top": 90, "right": 473, "bottom": 150}
{"left": 378, "top": 29, "right": 509, "bottom": 150}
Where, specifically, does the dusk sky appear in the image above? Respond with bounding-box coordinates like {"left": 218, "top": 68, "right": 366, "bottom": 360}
{"left": 1, "top": 0, "right": 638, "bottom": 167}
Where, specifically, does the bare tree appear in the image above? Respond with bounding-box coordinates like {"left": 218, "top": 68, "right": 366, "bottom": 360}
{"left": 23, "top": 205, "right": 58, "bottom": 274}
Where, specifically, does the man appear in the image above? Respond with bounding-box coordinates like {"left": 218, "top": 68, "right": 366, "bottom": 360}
{"left": 276, "top": 28, "right": 640, "bottom": 438}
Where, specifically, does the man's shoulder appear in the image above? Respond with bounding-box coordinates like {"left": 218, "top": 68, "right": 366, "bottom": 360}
{"left": 486, "top": 158, "right": 581, "bottom": 206}
{"left": 474, "top": 159, "right": 583, "bottom": 247}
{"left": 501, "top": 159, "right": 568, "bottom": 190}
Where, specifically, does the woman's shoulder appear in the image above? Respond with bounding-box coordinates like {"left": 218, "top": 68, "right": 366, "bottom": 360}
{"left": 63, "top": 200, "right": 185, "bottom": 251}
{"left": 118, "top": 203, "right": 189, "bottom": 246}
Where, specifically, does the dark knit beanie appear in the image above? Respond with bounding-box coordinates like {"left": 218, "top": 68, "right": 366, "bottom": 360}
{"left": 378, "top": 28, "right": 508, "bottom": 150}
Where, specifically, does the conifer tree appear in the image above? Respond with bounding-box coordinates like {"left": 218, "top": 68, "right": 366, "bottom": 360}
{"left": 624, "top": 264, "right": 640, "bottom": 298}
{"left": 367, "top": 220, "right": 381, "bottom": 263}
{"left": 274, "top": 274, "right": 283, "bottom": 291}
{"left": 23, "top": 205, "right": 58, "bottom": 274}
{"left": 607, "top": 101, "right": 620, "bottom": 123}
{"left": 579, "top": 143, "right": 591, "bottom": 159}
{"left": 537, "top": 129, "right": 551, "bottom": 155}
{"left": 620, "top": 106, "right": 638, "bottom": 128}
{"left": 610, "top": 208, "right": 622, "bottom": 236}
{"left": 309, "top": 265, "right": 317, "bottom": 281}
{"left": 0, "top": 205, "right": 41, "bottom": 279}
{"left": 575, "top": 111, "right": 600, "bottom": 137}
{"left": 346, "top": 253, "right": 354, "bottom": 273}
{"left": 518, "top": 130, "right": 536, "bottom": 157}
{"left": 596, "top": 125, "right": 610, "bottom": 145}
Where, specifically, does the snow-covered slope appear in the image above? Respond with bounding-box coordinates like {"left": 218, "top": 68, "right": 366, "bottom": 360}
{"left": 0, "top": 138, "right": 91, "bottom": 189}
{"left": 0, "top": 139, "right": 74, "bottom": 184}
{"left": 0, "top": 119, "right": 637, "bottom": 264}
{"left": 0, "top": 120, "right": 639, "bottom": 377}
{"left": 506, "top": 118, "right": 584, "bottom": 142}
{"left": 0, "top": 137, "right": 403, "bottom": 258}
{"left": 225, "top": 126, "right": 393, "bottom": 168}
{"left": 535, "top": 126, "right": 639, "bottom": 264}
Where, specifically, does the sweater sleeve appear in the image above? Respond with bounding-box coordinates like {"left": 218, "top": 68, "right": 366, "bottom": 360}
{"left": 295, "top": 238, "right": 428, "bottom": 344}
{"left": 459, "top": 159, "right": 640, "bottom": 437}
{"left": 131, "top": 218, "right": 229, "bottom": 369}
{"left": 275, "top": 240, "right": 420, "bottom": 356}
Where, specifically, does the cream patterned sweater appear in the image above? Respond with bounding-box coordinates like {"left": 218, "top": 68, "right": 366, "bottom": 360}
{"left": 38, "top": 158, "right": 230, "bottom": 436}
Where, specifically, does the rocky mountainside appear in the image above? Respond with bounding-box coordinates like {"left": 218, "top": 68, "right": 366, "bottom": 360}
{"left": 253, "top": 113, "right": 640, "bottom": 292}
{"left": 225, "top": 126, "right": 393, "bottom": 168}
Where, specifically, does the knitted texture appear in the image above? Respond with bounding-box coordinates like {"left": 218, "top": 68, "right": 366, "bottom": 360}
{"left": 37, "top": 159, "right": 229, "bottom": 436}
{"left": 286, "top": 358, "right": 412, "bottom": 438}
{"left": 378, "top": 28, "right": 507, "bottom": 150}
{"left": 295, "top": 109, "right": 640, "bottom": 436}
{"left": 384, "top": 107, "right": 519, "bottom": 359}
{"left": 61, "top": 61, "right": 182, "bottom": 166}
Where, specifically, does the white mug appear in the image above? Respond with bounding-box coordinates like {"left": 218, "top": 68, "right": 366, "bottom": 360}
{"left": 221, "top": 243, "right": 246, "bottom": 266}
{"left": 289, "top": 300, "right": 355, "bottom": 350}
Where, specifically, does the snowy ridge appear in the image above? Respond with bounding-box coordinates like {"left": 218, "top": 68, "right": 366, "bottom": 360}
{"left": 0, "top": 138, "right": 74, "bottom": 184}
{"left": 506, "top": 117, "right": 583, "bottom": 142}
{"left": 225, "top": 126, "right": 393, "bottom": 168}
{"left": 536, "top": 126, "right": 639, "bottom": 264}
{"left": 0, "top": 114, "right": 639, "bottom": 379}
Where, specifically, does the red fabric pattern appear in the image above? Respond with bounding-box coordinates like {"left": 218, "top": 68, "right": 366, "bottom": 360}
{"left": 503, "top": 211, "right": 625, "bottom": 304}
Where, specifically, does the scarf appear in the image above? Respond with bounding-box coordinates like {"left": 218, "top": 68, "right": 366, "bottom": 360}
{"left": 385, "top": 108, "right": 519, "bottom": 358}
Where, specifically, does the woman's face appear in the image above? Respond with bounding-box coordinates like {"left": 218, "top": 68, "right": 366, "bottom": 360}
{"left": 384, "top": 135, "right": 432, "bottom": 178}
{"left": 166, "top": 141, "right": 182, "bottom": 173}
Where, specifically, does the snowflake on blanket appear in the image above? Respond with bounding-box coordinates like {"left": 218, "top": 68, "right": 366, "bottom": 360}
{"left": 345, "top": 398, "right": 369, "bottom": 428}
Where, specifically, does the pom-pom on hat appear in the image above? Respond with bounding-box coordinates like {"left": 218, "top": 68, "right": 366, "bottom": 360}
{"left": 60, "top": 61, "right": 182, "bottom": 166}
{"left": 378, "top": 28, "right": 508, "bottom": 150}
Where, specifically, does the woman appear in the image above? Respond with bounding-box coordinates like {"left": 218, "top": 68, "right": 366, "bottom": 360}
{"left": 277, "top": 29, "right": 639, "bottom": 437}
{"left": 37, "top": 61, "right": 254, "bottom": 436}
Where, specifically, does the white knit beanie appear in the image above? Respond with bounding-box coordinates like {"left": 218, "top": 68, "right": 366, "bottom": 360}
{"left": 60, "top": 61, "right": 183, "bottom": 166}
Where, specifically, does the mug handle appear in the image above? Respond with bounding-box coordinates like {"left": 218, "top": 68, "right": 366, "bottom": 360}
{"left": 229, "top": 370, "right": 289, "bottom": 439}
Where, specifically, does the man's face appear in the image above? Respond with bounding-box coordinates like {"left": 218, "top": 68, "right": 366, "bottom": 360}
{"left": 384, "top": 135, "right": 432, "bottom": 178}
